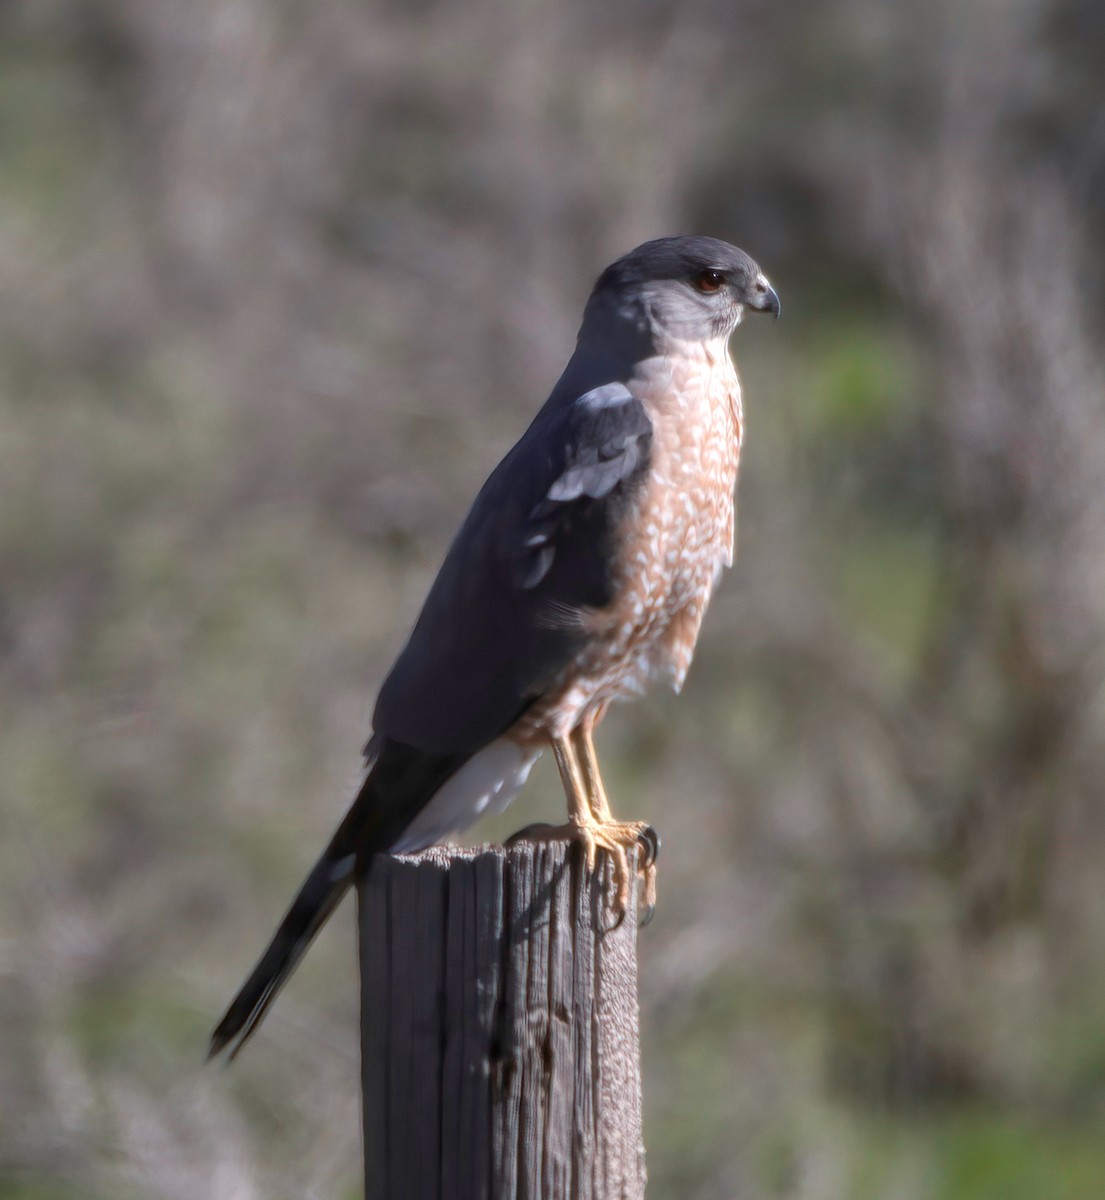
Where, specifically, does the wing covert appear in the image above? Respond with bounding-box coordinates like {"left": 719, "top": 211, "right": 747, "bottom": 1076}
{"left": 372, "top": 382, "right": 652, "bottom": 754}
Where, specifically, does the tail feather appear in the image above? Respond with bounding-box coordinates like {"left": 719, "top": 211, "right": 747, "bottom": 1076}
{"left": 208, "top": 739, "right": 467, "bottom": 1061}
{"left": 208, "top": 851, "right": 353, "bottom": 1061}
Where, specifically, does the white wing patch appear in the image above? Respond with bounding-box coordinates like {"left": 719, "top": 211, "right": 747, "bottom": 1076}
{"left": 389, "top": 738, "right": 541, "bottom": 854}
{"left": 576, "top": 381, "right": 635, "bottom": 410}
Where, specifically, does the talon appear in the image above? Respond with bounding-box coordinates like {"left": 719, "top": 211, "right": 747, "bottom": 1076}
{"left": 507, "top": 809, "right": 655, "bottom": 929}
{"left": 636, "top": 825, "right": 660, "bottom": 868}
{"left": 638, "top": 859, "right": 658, "bottom": 926}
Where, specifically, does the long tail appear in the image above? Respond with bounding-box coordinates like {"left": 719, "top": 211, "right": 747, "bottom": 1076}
{"left": 208, "top": 739, "right": 467, "bottom": 1061}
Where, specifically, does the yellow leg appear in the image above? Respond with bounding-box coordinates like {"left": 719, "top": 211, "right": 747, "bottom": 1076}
{"left": 551, "top": 734, "right": 591, "bottom": 825}
{"left": 572, "top": 718, "right": 613, "bottom": 822}
{"left": 573, "top": 720, "right": 652, "bottom": 916}
{"left": 571, "top": 720, "right": 658, "bottom": 918}
{"left": 510, "top": 726, "right": 659, "bottom": 923}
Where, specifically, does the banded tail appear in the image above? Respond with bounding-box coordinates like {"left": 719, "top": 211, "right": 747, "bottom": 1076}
{"left": 208, "top": 739, "right": 466, "bottom": 1061}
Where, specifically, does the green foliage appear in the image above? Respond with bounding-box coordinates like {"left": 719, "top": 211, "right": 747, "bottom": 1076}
{"left": 808, "top": 327, "right": 911, "bottom": 434}
{"left": 932, "top": 1114, "right": 1105, "bottom": 1200}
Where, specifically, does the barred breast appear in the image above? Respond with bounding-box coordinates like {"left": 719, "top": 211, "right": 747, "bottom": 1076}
{"left": 516, "top": 335, "right": 743, "bottom": 742}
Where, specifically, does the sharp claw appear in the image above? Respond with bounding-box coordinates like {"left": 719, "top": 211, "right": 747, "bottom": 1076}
{"left": 636, "top": 825, "right": 661, "bottom": 868}
{"left": 506, "top": 820, "right": 657, "bottom": 931}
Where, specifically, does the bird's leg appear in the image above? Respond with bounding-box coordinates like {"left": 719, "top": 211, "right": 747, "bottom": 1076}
{"left": 572, "top": 715, "right": 613, "bottom": 822}
{"left": 507, "top": 718, "right": 660, "bottom": 923}
{"left": 550, "top": 733, "right": 592, "bottom": 827}
{"left": 548, "top": 730, "right": 633, "bottom": 917}
{"left": 571, "top": 718, "right": 659, "bottom": 920}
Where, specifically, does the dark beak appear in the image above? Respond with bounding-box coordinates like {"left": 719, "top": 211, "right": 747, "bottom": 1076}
{"left": 747, "top": 274, "right": 781, "bottom": 320}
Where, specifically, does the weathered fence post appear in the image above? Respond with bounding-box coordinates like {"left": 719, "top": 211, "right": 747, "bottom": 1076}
{"left": 357, "top": 840, "right": 647, "bottom": 1200}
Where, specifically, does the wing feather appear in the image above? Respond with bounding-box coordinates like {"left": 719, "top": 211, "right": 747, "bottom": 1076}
{"left": 373, "top": 382, "right": 652, "bottom": 753}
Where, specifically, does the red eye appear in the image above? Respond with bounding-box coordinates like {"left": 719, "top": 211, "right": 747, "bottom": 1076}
{"left": 692, "top": 269, "right": 725, "bottom": 293}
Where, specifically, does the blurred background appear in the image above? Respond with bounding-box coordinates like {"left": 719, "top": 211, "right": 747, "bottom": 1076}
{"left": 3, "top": 0, "right": 1105, "bottom": 1196}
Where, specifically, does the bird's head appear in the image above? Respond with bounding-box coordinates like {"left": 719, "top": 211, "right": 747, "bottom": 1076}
{"left": 580, "top": 235, "right": 779, "bottom": 351}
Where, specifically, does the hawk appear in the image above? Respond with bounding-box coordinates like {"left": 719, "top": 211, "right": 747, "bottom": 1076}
{"left": 210, "top": 236, "right": 779, "bottom": 1059}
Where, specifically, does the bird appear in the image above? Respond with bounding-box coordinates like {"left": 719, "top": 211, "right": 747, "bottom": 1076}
{"left": 209, "top": 235, "right": 779, "bottom": 1060}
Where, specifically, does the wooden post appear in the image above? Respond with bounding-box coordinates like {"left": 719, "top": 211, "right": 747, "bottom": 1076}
{"left": 357, "top": 841, "right": 647, "bottom": 1200}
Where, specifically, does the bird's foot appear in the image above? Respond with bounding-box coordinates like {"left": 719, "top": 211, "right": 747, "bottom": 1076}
{"left": 507, "top": 819, "right": 659, "bottom": 927}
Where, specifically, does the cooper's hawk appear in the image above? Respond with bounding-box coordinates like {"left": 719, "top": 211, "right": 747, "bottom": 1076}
{"left": 210, "top": 236, "right": 779, "bottom": 1059}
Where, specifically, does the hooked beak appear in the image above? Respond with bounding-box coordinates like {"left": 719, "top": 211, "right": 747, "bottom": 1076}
{"left": 747, "top": 273, "right": 781, "bottom": 320}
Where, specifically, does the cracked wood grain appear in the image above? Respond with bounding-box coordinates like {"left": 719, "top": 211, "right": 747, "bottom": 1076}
{"left": 358, "top": 841, "right": 646, "bottom": 1200}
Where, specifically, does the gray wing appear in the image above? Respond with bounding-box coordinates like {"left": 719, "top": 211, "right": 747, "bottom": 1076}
{"left": 373, "top": 382, "right": 652, "bottom": 754}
